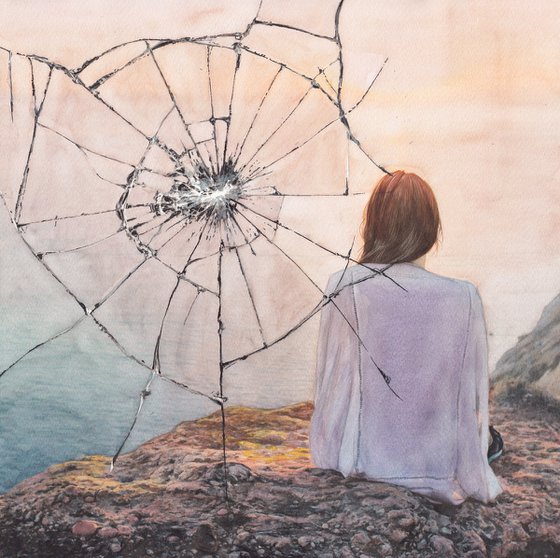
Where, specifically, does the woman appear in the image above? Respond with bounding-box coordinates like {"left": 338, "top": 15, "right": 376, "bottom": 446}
{"left": 309, "top": 170, "right": 504, "bottom": 505}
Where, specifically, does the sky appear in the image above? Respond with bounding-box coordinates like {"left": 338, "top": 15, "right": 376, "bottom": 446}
{"left": 1, "top": 0, "right": 559, "bottom": 376}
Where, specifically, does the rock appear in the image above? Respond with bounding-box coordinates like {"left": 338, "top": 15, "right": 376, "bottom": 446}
{"left": 430, "top": 535, "right": 455, "bottom": 556}
{"left": 1, "top": 400, "right": 559, "bottom": 558}
{"left": 71, "top": 520, "right": 99, "bottom": 537}
{"left": 389, "top": 529, "right": 408, "bottom": 543}
{"left": 192, "top": 523, "right": 217, "bottom": 553}
{"left": 236, "top": 530, "right": 250, "bottom": 543}
{"left": 227, "top": 463, "right": 254, "bottom": 483}
{"left": 110, "top": 542, "right": 122, "bottom": 553}
{"left": 351, "top": 531, "right": 370, "bottom": 547}
{"left": 339, "top": 546, "right": 355, "bottom": 558}
{"left": 116, "top": 525, "right": 133, "bottom": 536}
{"left": 98, "top": 526, "right": 119, "bottom": 538}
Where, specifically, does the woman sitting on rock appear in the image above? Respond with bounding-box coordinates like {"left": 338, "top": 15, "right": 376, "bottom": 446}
{"left": 309, "top": 170, "right": 504, "bottom": 505}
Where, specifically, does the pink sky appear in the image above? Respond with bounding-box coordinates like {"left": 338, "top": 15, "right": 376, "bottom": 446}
{"left": 1, "top": 0, "right": 559, "bottom": 372}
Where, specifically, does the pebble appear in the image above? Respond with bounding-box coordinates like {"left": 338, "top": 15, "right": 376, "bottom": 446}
{"left": 110, "top": 542, "right": 122, "bottom": 553}
{"left": 117, "top": 525, "right": 133, "bottom": 536}
{"left": 389, "top": 529, "right": 408, "bottom": 543}
{"left": 430, "top": 535, "right": 455, "bottom": 556}
{"left": 98, "top": 527, "right": 119, "bottom": 538}
{"left": 351, "top": 531, "right": 370, "bottom": 547}
{"left": 71, "top": 520, "right": 99, "bottom": 537}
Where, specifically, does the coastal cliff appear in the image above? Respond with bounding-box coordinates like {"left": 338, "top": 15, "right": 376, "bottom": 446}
{"left": 492, "top": 292, "right": 560, "bottom": 404}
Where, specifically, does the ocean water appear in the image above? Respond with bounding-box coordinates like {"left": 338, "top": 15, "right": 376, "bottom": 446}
{"left": 0, "top": 318, "right": 220, "bottom": 493}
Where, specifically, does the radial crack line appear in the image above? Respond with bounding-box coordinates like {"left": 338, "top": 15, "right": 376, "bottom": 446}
{"left": 243, "top": 115, "right": 340, "bottom": 182}
{"left": 225, "top": 212, "right": 257, "bottom": 253}
{"left": 236, "top": 200, "right": 350, "bottom": 260}
{"left": 182, "top": 289, "right": 201, "bottom": 325}
{"left": 135, "top": 212, "right": 181, "bottom": 240}
{"left": 206, "top": 45, "right": 221, "bottom": 174}
{"left": 222, "top": 261, "right": 396, "bottom": 370}
{"left": 221, "top": 239, "right": 403, "bottom": 369}
{"left": 232, "top": 245, "right": 266, "bottom": 347}
{"left": 28, "top": 58, "right": 36, "bottom": 110}
{"left": 232, "top": 64, "right": 283, "bottom": 168}
{"left": 0, "top": 315, "right": 87, "bottom": 381}
{"left": 242, "top": 192, "right": 367, "bottom": 198}
{"left": 144, "top": 216, "right": 187, "bottom": 248}
{"left": 158, "top": 374, "right": 224, "bottom": 404}
{"left": 236, "top": 44, "right": 337, "bottom": 105}
{"left": 216, "top": 241, "right": 230, "bottom": 502}
{"left": 151, "top": 276, "right": 183, "bottom": 373}
{"left": 90, "top": 315, "right": 152, "bottom": 372}
{"left": 331, "top": 293, "right": 402, "bottom": 399}
{"left": 242, "top": 87, "right": 389, "bottom": 182}
{"left": 13, "top": 66, "right": 53, "bottom": 223}
{"left": 236, "top": 200, "right": 407, "bottom": 292}
{"left": 150, "top": 219, "right": 196, "bottom": 253}
{"left": 239, "top": 206, "right": 400, "bottom": 397}
{"left": 8, "top": 50, "right": 14, "bottom": 121}
{"left": 145, "top": 42, "right": 212, "bottom": 175}
{"left": 110, "top": 371, "right": 156, "bottom": 469}
{"left": 238, "top": 60, "right": 338, "bottom": 176}
{"left": 221, "top": 49, "right": 241, "bottom": 174}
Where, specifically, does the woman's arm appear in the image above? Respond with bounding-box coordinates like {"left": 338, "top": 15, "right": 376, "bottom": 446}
{"left": 309, "top": 272, "right": 361, "bottom": 474}
{"left": 456, "top": 282, "right": 503, "bottom": 502}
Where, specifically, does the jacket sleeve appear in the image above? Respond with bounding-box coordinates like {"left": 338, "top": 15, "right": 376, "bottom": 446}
{"left": 456, "top": 283, "right": 503, "bottom": 502}
{"left": 309, "top": 272, "right": 361, "bottom": 475}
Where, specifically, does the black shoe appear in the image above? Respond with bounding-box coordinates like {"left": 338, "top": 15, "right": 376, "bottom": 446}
{"left": 487, "top": 425, "right": 504, "bottom": 463}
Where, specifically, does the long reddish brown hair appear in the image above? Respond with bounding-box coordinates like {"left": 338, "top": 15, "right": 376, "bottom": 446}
{"left": 359, "top": 170, "right": 442, "bottom": 264}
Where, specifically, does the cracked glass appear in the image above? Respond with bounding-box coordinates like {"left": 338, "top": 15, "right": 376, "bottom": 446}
{"left": 0, "top": 1, "right": 401, "bottom": 499}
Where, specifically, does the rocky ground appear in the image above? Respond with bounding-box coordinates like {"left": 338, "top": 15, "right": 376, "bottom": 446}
{"left": 0, "top": 390, "right": 559, "bottom": 558}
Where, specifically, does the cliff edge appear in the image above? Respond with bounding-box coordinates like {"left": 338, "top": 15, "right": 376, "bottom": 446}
{"left": 0, "top": 397, "right": 559, "bottom": 558}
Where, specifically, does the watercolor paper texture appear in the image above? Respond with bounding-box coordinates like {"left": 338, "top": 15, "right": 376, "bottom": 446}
{"left": 0, "top": 0, "right": 558, "bottom": 506}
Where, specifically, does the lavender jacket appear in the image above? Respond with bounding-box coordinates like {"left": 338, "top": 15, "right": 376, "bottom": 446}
{"left": 309, "top": 262, "right": 504, "bottom": 505}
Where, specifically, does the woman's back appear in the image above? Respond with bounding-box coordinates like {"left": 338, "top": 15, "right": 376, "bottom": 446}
{"left": 309, "top": 262, "right": 504, "bottom": 505}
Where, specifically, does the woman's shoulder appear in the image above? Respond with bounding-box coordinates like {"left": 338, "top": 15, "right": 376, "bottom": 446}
{"left": 326, "top": 263, "right": 480, "bottom": 300}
